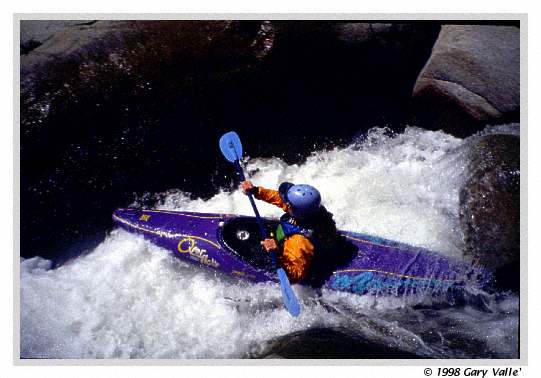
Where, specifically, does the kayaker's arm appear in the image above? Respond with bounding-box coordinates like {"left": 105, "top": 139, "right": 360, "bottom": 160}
{"left": 279, "top": 234, "right": 315, "bottom": 284}
{"left": 259, "top": 233, "right": 314, "bottom": 284}
{"left": 241, "top": 181, "right": 289, "bottom": 212}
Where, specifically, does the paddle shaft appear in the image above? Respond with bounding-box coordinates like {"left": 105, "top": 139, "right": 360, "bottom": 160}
{"left": 233, "top": 160, "right": 282, "bottom": 265}
{"left": 233, "top": 161, "right": 268, "bottom": 238}
{"left": 219, "top": 131, "right": 300, "bottom": 316}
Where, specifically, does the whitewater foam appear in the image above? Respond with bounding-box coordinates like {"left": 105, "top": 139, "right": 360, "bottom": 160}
{"left": 20, "top": 127, "right": 519, "bottom": 358}
{"left": 159, "top": 127, "right": 465, "bottom": 257}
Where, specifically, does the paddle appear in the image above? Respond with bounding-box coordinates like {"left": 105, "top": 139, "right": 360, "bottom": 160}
{"left": 219, "top": 131, "right": 301, "bottom": 317}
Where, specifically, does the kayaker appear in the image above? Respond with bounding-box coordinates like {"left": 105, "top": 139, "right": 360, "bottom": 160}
{"left": 241, "top": 180, "right": 337, "bottom": 283}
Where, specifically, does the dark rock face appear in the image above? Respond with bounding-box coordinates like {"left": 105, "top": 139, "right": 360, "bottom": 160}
{"left": 412, "top": 25, "right": 520, "bottom": 137}
{"left": 21, "top": 20, "right": 276, "bottom": 260}
{"left": 330, "top": 22, "right": 441, "bottom": 124}
{"left": 19, "top": 20, "right": 441, "bottom": 260}
{"left": 21, "top": 21, "right": 126, "bottom": 63}
{"left": 335, "top": 22, "right": 439, "bottom": 51}
{"left": 459, "top": 131, "right": 520, "bottom": 291}
{"left": 256, "top": 327, "right": 423, "bottom": 358}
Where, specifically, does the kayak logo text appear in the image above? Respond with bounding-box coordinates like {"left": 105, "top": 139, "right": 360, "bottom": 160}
{"left": 177, "top": 237, "right": 220, "bottom": 268}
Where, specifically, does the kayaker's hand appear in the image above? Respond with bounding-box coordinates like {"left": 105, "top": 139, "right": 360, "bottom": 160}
{"left": 261, "top": 238, "right": 278, "bottom": 253}
{"left": 241, "top": 180, "right": 254, "bottom": 195}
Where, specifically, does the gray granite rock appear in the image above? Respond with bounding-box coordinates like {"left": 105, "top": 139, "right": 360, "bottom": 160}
{"left": 413, "top": 25, "right": 520, "bottom": 136}
{"left": 459, "top": 128, "right": 520, "bottom": 291}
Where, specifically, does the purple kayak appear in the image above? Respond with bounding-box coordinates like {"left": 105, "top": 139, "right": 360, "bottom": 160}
{"left": 112, "top": 208, "right": 491, "bottom": 297}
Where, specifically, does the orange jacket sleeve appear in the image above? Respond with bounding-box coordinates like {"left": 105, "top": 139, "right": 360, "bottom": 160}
{"left": 253, "top": 187, "right": 289, "bottom": 212}
{"left": 279, "top": 234, "right": 315, "bottom": 284}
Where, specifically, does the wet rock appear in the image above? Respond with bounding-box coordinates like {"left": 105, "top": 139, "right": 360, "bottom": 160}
{"left": 334, "top": 21, "right": 440, "bottom": 48}
{"left": 18, "top": 20, "right": 441, "bottom": 259}
{"left": 459, "top": 130, "right": 520, "bottom": 291}
{"left": 331, "top": 22, "right": 441, "bottom": 122}
{"left": 256, "top": 327, "right": 424, "bottom": 359}
{"left": 21, "top": 21, "right": 126, "bottom": 63}
{"left": 21, "top": 20, "right": 264, "bottom": 129}
{"left": 20, "top": 20, "right": 271, "bottom": 259}
{"left": 412, "top": 25, "right": 520, "bottom": 137}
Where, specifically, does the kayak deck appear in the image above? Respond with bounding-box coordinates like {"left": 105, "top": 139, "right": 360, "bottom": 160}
{"left": 112, "top": 208, "right": 492, "bottom": 297}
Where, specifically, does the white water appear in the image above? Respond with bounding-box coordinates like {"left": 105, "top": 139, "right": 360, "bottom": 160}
{"left": 20, "top": 127, "right": 519, "bottom": 359}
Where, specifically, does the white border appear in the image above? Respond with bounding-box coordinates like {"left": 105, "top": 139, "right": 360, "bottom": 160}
{"left": 9, "top": 9, "right": 530, "bottom": 375}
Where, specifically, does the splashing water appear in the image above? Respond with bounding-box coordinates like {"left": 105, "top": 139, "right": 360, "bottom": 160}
{"left": 20, "top": 127, "right": 519, "bottom": 359}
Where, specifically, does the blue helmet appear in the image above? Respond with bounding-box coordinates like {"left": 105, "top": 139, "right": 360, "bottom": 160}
{"left": 278, "top": 182, "right": 321, "bottom": 219}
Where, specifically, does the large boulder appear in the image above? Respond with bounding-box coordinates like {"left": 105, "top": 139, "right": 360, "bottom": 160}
{"left": 459, "top": 128, "right": 520, "bottom": 291}
{"left": 412, "top": 25, "right": 520, "bottom": 137}
{"left": 20, "top": 20, "right": 268, "bottom": 129}
{"left": 256, "top": 327, "right": 423, "bottom": 358}
{"left": 20, "top": 20, "right": 272, "bottom": 260}
{"left": 18, "top": 20, "right": 441, "bottom": 260}
{"left": 21, "top": 21, "right": 131, "bottom": 69}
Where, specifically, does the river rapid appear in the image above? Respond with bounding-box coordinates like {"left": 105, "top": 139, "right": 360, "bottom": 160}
{"left": 20, "top": 127, "right": 519, "bottom": 359}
